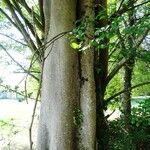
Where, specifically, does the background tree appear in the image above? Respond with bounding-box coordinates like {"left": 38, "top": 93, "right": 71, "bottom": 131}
{"left": 121, "top": 0, "right": 136, "bottom": 132}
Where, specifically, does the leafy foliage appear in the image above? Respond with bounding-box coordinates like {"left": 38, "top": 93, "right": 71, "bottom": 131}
{"left": 131, "top": 99, "right": 150, "bottom": 127}
{"left": 73, "top": 108, "right": 84, "bottom": 127}
{"left": 109, "top": 99, "right": 150, "bottom": 150}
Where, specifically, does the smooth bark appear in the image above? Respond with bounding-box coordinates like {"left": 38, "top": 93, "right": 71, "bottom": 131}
{"left": 37, "top": 0, "right": 78, "bottom": 149}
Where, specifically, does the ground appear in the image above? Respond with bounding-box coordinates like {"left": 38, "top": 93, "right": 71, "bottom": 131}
{"left": 1, "top": 98, "right": 143, "bottom": 149}
{"left": 0, "top": 99, "right": 40, "bottom": 150}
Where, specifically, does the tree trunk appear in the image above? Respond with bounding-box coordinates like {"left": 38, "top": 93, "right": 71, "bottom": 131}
{"left": 95, "top": 0, "right": 109, "bottom": 149}
{"left": 77, "top": 0, "right": 96, "bottom": 149}
{"left": 122, "top": 0, "right": 135, "bottom": 132}
{"left": 37, "top": 0, "right": 97, "bottom": 149}
{"left": 122, "top": 60, "right": 134, "bottom": 131}
{"left": 37, "top": 0, "right": 79, "bottom": 149}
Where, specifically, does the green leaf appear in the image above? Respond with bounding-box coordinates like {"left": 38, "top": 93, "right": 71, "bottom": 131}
{"left": 70, "top": 42, "right": 81, "bottom": 49}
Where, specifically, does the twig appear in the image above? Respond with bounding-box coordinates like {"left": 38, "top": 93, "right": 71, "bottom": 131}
{"left": 0, "top": 120, "right": 27, "bottom": 129}
{"left": 2, "top": 0, "right": 40, "bottom": 57}
{"left": 105, "top": 81, "right": 150, "bottom": 104}
{"left": 29, "top": 86, "right": 40, "bottom": 150}
{"left": 117, "top": 0, "right": 125, "bottom": 12}
{"left": 0, "top": 32, "right": 27, "bottom": 46}
{"left": 105, "top": 109, "right": 115, "bottom": 119}
{"left": 44, "top": 42, "right": 54, "bottom": 60}
{"left": 24, "top": 80, "right": 28, "bottom": 104}
{"left": 109, "top": 0, "right": 150, "bottom": 22}
{"left": 41, "top": 31, "right": 69, "bottom": 50}
{"left": 0, "top": 44, "right": 39, "bottom": 81}
{"left": 23, "top": 49, "right": 39, "bottom": 106}
{"left": 0, "top": 7, "right": 18, "bottom": 29}
{"left": 29, "top": 54, "right": 45, "bottom": 150}
{"left": 0, "top": 84, "right": 36, "bottom": 101}
{"left": 106, "top": 57, "right": 127, "bottom": 86}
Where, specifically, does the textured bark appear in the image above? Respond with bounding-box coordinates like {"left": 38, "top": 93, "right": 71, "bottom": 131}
{"left": 77, "top": 0, "right": 96, "bottom": 149}
{"left": 95, "top": 0, "right": 109, "bottom": 149}
{"left": 122, "top": 61, "right": 134, "bottom": 131}
{"left": 37, "top": 0, "right": 78, "bottom": 149}
{"left": 122, "top": 0, "right": 135, "bottom": 132}
{"left": 95, "top": 50, "right": 109, "bottom": 150}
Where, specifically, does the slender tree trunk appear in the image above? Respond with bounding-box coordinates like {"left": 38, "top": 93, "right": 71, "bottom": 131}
{"left": 37, "top": 0, "right": 79, "bottom": 149}
{"left": 122, "top": 0, "right": 135, "bottom": 132}
{"left": 122, "top": 59, "right": 134, "bottom": 131}
{"left": 95, "top": 0, "right": 109, "bottom": 149}
{"left": 77, "top": 0, "right": 96, "bottom": 149}
{"left": 95, "top": 47, "right": 109, "bottom": 150}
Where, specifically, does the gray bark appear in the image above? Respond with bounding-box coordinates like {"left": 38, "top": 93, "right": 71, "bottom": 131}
{"left": 78, "top": 0, "right": 96, "bottom": 149}
{"left": 37, "top": 0, "right": 78, "bottom": 149}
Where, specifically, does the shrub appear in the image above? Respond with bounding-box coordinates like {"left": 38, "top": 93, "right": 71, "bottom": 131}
{"left": 109, "top": 99, "right": 150, "bottom": 150}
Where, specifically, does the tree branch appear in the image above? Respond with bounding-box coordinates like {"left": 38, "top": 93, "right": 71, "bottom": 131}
{"left": 110, "top": 0, "right": 150, "bottom": 21}
{"left": 106, "top": 57, "right": 127, "bottom": 86}
{"left": 0, "top": 7, "right": 18, "bottom": 29}
{"left": 0, "top": 32, "right": 27, "bottom": 46}
{"left": 3, "top": 0, "right": 40, "bottom": 59}
{"left": 38, "top": 0, "right": 45, "bottom": 32}
{"left": 18, "top": 0, "right": 44, "bottom": 32}
{"left": 0, "top": 84, "right": 37, "bottom": 101}
{"left": 11, "top": 0, "right": 42, "bottom": 47}
{"left": 29, "top": 52, "right": 45, "bottom": 150}
{"left": 136, "top": 28, "right": 150, "bottom": 48}
{"left": 0, "top": 44, "right": 39, "bottom": 81}
{"left": 105, "top": 81, "right": 150, "bottom": 104}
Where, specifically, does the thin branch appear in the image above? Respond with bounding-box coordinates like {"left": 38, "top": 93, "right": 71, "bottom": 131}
{"left": 108, "top": 39, "right": 120, "bottom": 58}
{"left": 24, "top": 80, "right": 28, "bottom": 104}
{"left": 0, "top": 7, "right": 18, "bottom": 29}
{"left": 38, "top": 0, "right": 45, "bottom": 31}
{"left": 3, "top": 0, "right": 40, "bottom": 57}
{"left": 110, "top": 0, "right": 150, "bottom": 21}
{"left": 18, "top": 0, "right": 44, "bottom": 32}
{"left": 38, "top": 31, "right": 69, "bottom": 59}
{"left": 23, "top": 51, "right": 40, "bottom": 107}
{"left": 16, "top": 75, "right": 27, "bottom": 87}
{"left": 43, "top": 31, "right": 69, "bottom": 49}
{"left": 117, "top": 0, "right": 125, "bottom": 12}
{"left": 29, "top": 88, "right": 40, "bottom": 150}
{"left": 14, "top": 71, "right": 40, "bottom": 74}
{"left": 31, "top": 7, "right": 42, "bottom": 49}
{"left": 29, "top": 86, "right": 40, "bottom": 150}
{"left": 105, "top": 109, "right": 115, "bottom": 119}
{"left": 0, "top": 44, "right": 39, "bottom": 81}
{"left": 11, "top": 0, "right": 42, "bottom": 47}
{"left": 136, "top": 28, "right": 150, "bottom": 47}
{"left": 0, "top": 84, "right": 36, "bottom": 101}
{"left": 0, "top": 32, "right": 27, "bottom": 46}
{"left": 29, "top": 55, "right": 45, "bottom": 150}
{"left": 105, "top": 81, "right": 150, "bottom": 104}
{"left": 44, "top": 42, "right": 54, "bottom": 60}
{"left": 106, "top": 57, "right": 127, "bottom": 86}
